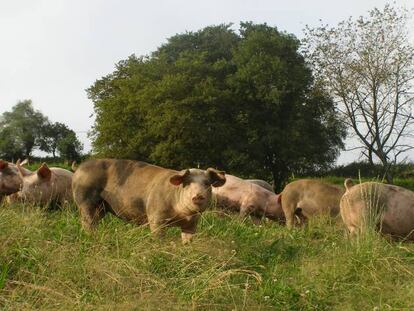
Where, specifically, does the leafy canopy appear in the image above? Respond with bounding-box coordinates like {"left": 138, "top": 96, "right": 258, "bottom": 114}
{"left": 0, "top": 100, "right": 47, "bottom": 158}
{"left": 0, "top": 101, "right": 83, "bottom": 161}
{"left": 88, "top": 23, "right": 345, "bottom": 190}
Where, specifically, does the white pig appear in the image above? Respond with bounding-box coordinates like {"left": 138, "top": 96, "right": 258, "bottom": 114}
{"left": 16, "top": 160, "right": 73, "bottom": 205}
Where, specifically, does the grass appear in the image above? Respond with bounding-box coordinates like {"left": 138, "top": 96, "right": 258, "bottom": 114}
{"left": 1, "top": 201, "right": 414, "bottom": 310}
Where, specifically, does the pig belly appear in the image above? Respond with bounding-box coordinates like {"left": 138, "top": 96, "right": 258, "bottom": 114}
{"left": 101, "top": 190, "right": 148, "bottom": 224}
{"left": 297, "top": 199, "right": 320, "bottom": 217}
{"left": 381, "top": 197, "right": 414, "bottom": 239}
{"left": 215, "top": 194, "right": 241, "bottom": 212}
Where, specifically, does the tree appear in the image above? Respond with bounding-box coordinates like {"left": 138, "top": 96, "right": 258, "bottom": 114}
{"left": 88, "top": 24, "right": 241, "bottom": 168}
{"left": 0, "top": 126, "right": 24, "bottom": 160}
{"left": 39, "top": 122, "right": 74, "bottom": 158}
{"left": 57, "top": 130, "right": 83, "bottom": 161}
{"left": 303, "top": 5, "right": 414, "bottom": 182}
{"left": 88, "top": 23, "right": 345, "bottom": 190}
{"left": 229, "top": 23, "right": 345, "bottom": 190}
{"left": 0, "top": 100, "right": 48, "bottom": 158}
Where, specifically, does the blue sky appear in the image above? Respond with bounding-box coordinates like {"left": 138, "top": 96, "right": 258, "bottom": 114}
{"left": 0, "top": 0, "right": 412, "bottom": 163}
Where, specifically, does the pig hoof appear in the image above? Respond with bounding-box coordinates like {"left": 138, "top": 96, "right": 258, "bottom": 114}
{"left": 181, "top": 232, "right": 194, "bottom": 245}
{"left": 182, "top": 239, "right": 192, "bottom": 245}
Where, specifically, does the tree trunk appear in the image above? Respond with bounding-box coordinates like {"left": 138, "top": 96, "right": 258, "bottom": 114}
{"left": 378, "top": 154, "right": 393, "bottom": 184}
{"left": 385, "top": 170, "right": 393, "bottom": 184}
{"left": 368, "top": 148, "right": 374, "bottom": 165}
{"left": 271, "top": 169, "right": 288, "bottom": 193}
{"left": 25, "top": 148, "right": 31, "bottom": 159}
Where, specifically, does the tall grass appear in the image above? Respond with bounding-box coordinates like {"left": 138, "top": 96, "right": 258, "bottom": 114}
{"left": 1, "top": 201, "right": 414, "bottom": 310}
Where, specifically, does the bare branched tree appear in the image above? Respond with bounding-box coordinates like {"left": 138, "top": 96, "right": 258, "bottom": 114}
{"left": 303, "top": 4, "right": 414, "bottom": 182}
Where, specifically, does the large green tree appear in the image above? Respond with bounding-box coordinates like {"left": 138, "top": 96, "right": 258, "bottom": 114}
{"left": 56, "top": 131, "right": 83, "bottom": 161}
{"left": 229, "top": 23, "right": 345, "bottom": 189}
{"left": 88, "top": 23, "right": 345, "bottom": 191}
{"left": 88, "top": 25, "right": 241, "bottom": 168}
{"left": 0, "top": 100, "right": 48, "bottom": 158}
{"left": 39, "top": 122, "right": 77, "bottom": 158}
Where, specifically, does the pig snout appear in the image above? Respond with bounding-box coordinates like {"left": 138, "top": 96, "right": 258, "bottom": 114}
{"left": 192, "top": 194, "right": 206, "bottom": 205}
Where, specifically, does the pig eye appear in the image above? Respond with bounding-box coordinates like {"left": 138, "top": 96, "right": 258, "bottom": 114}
{"left": 203, "top": 180, "right": 210, "bottom": 186}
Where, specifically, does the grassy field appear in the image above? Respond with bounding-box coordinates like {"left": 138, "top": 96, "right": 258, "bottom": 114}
{"left": 1, "top": 200, "right": 414, "bottom": 310}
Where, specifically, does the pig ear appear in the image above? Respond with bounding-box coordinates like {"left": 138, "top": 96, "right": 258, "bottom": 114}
{"left": 16, "top": 159, "right": 30, "bottom": 178}
{"left": 37, "top": 163, "right": 52, "bottom": 180}
{"left": 71, "top": 161, "right": 77, "bottom": 172}
{"left": 0, "top": 160, "right": 8, "bottom": 170}
{"left": 170, "top": 169, "right": 190, "bottom": 186}
{"left": 207, "top": 168, "right": 226, "bottom": 187}
{"left": 20, "top": 158, "right": 29, "bottom": 166}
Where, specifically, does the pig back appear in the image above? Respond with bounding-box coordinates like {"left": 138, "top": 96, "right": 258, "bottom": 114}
{"left": 50, "top": 167, "right": 74, "bottom": 202}
{"left": 246, "top": 179, "right": 274, "bottom": 192}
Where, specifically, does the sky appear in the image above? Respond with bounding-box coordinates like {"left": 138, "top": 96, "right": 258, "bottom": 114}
{"left": 0, "top": 0, "right": 413, "bottom": 163}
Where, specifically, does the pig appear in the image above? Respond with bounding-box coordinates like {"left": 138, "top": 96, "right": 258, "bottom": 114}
{"left": 71, "top": 159, "right": 226, "bottom": 244}
{"left": 281, "top": 179, "right": 345, "bottom": 229}
{"left": 340, "top": 179, "right": 414, "bottom": 240}
{"left": 212, "top": 174, "right": 284, "bottom": 222}
{"left": 15, "top": 160, "right": 73, "bottom": 205}
{"left": 0, "top": 159, "right": 30, "bottom": 195}
{"left": 246, "top": 179, "right": 274, "bottom": 192}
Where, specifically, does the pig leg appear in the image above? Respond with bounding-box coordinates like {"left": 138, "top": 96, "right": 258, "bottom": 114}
{"left": 251, "top": 215, "right": 263, "bottom": 226}
{"left": 282, "top": 203, "right": 296, "bottom": 229}
{"left": 180, "top": 216, "right": 199, "bottom": 244}
{"left": 294, "top": 207, "right": 308, "bottom": 226}
{"left": 148, "top": 219, "right": 166, "bottom": 238}
{"left": 73, "top": 186, "right": 106, "bottom": 230}
{"left": 239, "top": 205, "right": 253, "bottom": 219}
{"left": 347, "top": 225, "right": 359, "bottom": 237}
{"left": 79, "top": 202, "right": 106, "bottom": 230}
{"left": 181, "top": 232, "right": 194, "bottom": 244}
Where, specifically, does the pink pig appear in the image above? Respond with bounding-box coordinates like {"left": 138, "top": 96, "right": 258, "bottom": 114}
{"left": 212, "top": 174, "right": 284, "bottom": 222}
{"left": 16, "top": 160, "right": 73, "bottom": 205}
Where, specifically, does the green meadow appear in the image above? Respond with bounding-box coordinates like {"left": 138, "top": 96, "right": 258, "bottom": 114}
{"left": 1, "top": 199, "right": 414, "bottom": 310}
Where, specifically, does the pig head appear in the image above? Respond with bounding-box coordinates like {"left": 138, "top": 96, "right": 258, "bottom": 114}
{"left": 0, "top": 159, "right": 30, "bottom": 195}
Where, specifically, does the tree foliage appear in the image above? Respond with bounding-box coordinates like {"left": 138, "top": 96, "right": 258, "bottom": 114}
{"left": 57, "top": 131, "right": 83, "bottom": 161}
{"left": 303, "top": 4, "right": 414, "bottom": 182}
{"left": 0, "top": 101, "right": 83, "bottom": 161}
{"left": 88, "top": 23, "right": 345, "bottom": 190}
{"left": 39, "top": 122, "right": 82, "bottom": 159}
{"left": 0, "top": 100, "right": 47, "bottom": 158}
